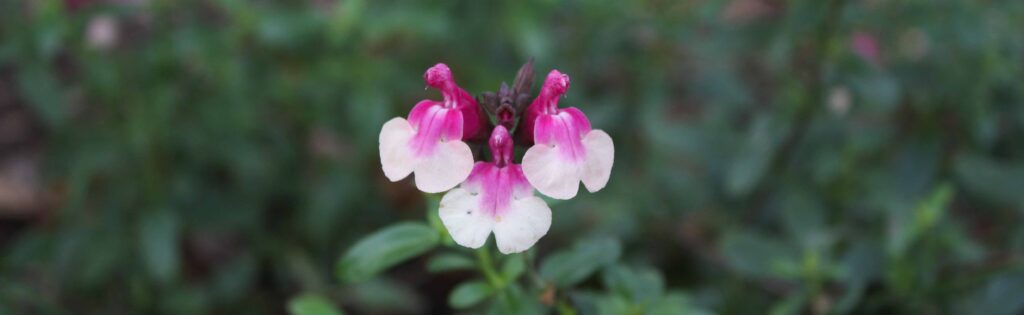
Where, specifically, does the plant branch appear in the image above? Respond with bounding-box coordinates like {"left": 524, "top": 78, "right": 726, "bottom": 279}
{"left": 476, "top": 247, "right": 506, "bottom": 288}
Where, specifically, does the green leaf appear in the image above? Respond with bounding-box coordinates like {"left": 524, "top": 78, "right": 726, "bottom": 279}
{"left": 648, "top": 292, "right": 716, "bottom": 315}
{"left": 953, "top": 153, "right": 1024, "bottom": 209}
{"left": 346, "top": 279, "right": 423, "bottom": 314}
{"left": 16, "top": 62, "right": 66, "bottom": 127}
{"left": 957, "top": 270, "right": 1024, "bottom": 315}
{"left": 426, "top": 253, "right": 475, "bottom": 273}
{"left": 139, "top": 209, "right": 180, "bottom": 284}
{"left": 486, "top": 284, "right": 545, "bottom": 315}
{"left": 288, "top": 293, "right": 345, "bottom": 315}
{"left": 768, "top": 290, "right": 808, "bottom": 315}
{"left": 834, "top": 242, "right": 882, "bottom": 314}
{"left": 500, "top": 255, "right": 526, "bottom": 281}
{"left": 568, "top": 290, "right": 604, "bottom": 315}
{"left": 778, "top": 190, "right": 828, "bottom": 250}
{"left": 913, "top": 183, "right": 953, "bottom": 231}
{"left": 725, "top": 115, "right": 787, "bottom": 197}
{"left": 327, "top": 0, "right": 365, "bottom": 43}
{"left": 448, "top": 280, "right": 493, "bottom": 310}
{"left": 594, "top": 294, "right": 633, "bottom": 315}
{"left": 336, "top": 222, "right": 440, "bottom": 282}
{"left": 540, "top": 237, "right": 622, "bottom": 287}
{"left": 601, "top": 264, "right": 664, "bottom": 305}
{"left": 210, "top": 252, "right": 257, "bottom": 302}
{"left": 720, "top": 230, "right": 799, "bottom": 279}
{"left": 889, "top": 183, "right": 954, "bottom": 256}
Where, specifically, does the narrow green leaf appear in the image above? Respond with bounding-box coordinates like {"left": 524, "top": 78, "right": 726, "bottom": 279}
{"left": 954, "top": 153, "right": 1024, "bottom": 209}
{"left": 346, "top": 279, "right": 423, "bottom": 314}
{"left": 601, "top": 264, "right": 664, "bottom": 304}
{"left": 768, "top": 290, "right": 808, "bottom": 315}
{"left": 720, "top": 230, "right": 799, "bottom": 279}
{"left": 648, "top": 292, "right": 715, "bottom": 315}
{"left": 336, "top": 222, "right": 439, "bottom": 282}
{"left": 16, "top": 62, "right": 66, "bottom": 127}
{"left": 427, "top": 253, "right": 475, "bottom": 273}
{"left": 448, "top": 280, "right": 493, "bottom": 310}
{"left": 889, "top": 183, "right": 955, "bottom": 256}
{"left": 139, "top": 209, "right": 180, "bottom": 284}
{"left": 486, "top": 284, "right": 544, "bottom": 315}
{"left": 500, "top": 255, "right": 526, "bottom": 281}
{"left": 594, "top": 294, "right": 633, "bottom": 315}
{"left": 834, "top": 242, "right": 881, "bottom": 314}
{"left": 725, "top": 115, "right": 787, "bottom": 197}
{"left": 288, "top": 293, "right": 345, "bottom": 315}
{"left": 913, "top": 183, "right": 953, "bottom": 231}
{"left": 540, "top": 237, "right": 622, "bottom": 287}
{"left": 957, "top": 270, "right": 1024, "bottom": 315}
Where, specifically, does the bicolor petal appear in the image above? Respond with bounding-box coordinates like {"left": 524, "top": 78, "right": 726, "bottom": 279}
{"left": 378, "top": 64, "right": 483, "bottom": 193}
{"left": 438, "top": 126, "right": 552, "bottom": 254}
{"left": 521, "top": 70, "right": 614, "bottom": 199}
{"left": 523, "top": 125, "right": 613, "bottom": 199}
{"left": 440, "top": 186, "right": 551, "bottom": 254}
{"left": 378, "top": 105, "right": 474, "bottom": 193}
{"left": 425, "top": 63, "right": 488, "bottom": 141}
{"left": 413, "top": 139, "right": 474, "bottom": 193}
{"left": 517, "top": 70, "right": 571, "bottom": 145}
{"left": 522, "top": 142, "right": 582, "bottom": 200}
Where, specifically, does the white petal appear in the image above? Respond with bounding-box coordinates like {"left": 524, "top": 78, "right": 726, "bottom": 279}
{"left": 493, "top": 196, "right": 551, "bottom": 254}
{"left": 413, "top": 140, "right": 474, "bottom": 193}
{"left": 522, "top": 144, "right": 581, "bottom": 199}
{"left": 379, "top": 117, "right": 415, "bottom": 182}
{"left": 439, "top": 188, "right": 493, "bottom": 249}
{"left": 581, "top": 130, "right": 614, "bottom": 193}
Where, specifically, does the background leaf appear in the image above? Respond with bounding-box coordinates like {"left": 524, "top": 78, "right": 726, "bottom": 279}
{"left": 139, "top": 209, "right": 180, "bottom": 284}
{"left": 540, "top": 237, "right": 622, "bottom": 287}
{"left": 427, "top": 253, "right": 475, "bottom": 273}
{"left": 500, "top": 254, "right": 526, "bottom": 282}
{"left": 448, "top": 280, "right": 493, "bottom": 310}
{"left": 287, "top": 293, "right": 345, "bottom": 315}
{"left": 336, "top": 222, "right": 439, "bottom": 282}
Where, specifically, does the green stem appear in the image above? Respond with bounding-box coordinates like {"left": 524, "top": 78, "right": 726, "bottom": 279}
{"left": 476, "top": 247, "right": 505, "bottom": 288}
{"left": 524, "top": 250, "right": 546, "bottom": 289}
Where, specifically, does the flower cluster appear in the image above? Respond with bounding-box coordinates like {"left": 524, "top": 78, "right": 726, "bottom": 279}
{"left": 379, "top": 62, "right": 614, "bottom": 254}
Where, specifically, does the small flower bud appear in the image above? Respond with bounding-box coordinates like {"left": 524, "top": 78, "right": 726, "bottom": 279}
{"left": 489, "top": 125, "right": 513, "bottom": 167}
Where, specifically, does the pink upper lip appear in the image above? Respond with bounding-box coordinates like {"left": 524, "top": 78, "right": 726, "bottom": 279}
{"left": 424, "top": 63, "right": 453, "bottom": 88}
{"left": 545, "top": 71, "right": 570, "bottom": 95}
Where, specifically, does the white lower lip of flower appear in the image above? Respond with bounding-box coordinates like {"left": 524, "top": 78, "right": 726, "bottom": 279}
{"left": 439, "top": 187, "right": 551, "bottom": 254}
{"left": 580, "top": 130, "right": 614, "bottom": 192}
{"left": 379, "top": 117, "right": 473, "bottom": 193}
{"left": 522, "top": 129, "right": 614, "bottom": 200}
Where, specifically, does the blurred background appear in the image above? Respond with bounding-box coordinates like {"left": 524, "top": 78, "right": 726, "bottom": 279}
{"left": 2, "top": 0, "right": 1024, "bottom": 314}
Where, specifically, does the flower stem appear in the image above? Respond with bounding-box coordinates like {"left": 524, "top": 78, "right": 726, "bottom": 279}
{"left": 524, "top": 249, "right": 546, "bottom": 289}
{"left": 476, "top": 247, "right": 505, "bottom": 288}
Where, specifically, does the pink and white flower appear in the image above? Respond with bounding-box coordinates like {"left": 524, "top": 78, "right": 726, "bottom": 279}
{"left": 379, "top": 64, "right": 485, "bottom": 193}
{"left": 519, "top": 70, "right": 614, "bottom": 200}
{"left": 439, "top": 126, "right": 551, "bottom": 254}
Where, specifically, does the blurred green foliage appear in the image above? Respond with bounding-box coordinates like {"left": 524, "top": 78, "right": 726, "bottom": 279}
{"left": 1, "top": 0, "right": 1024, "bottom": 314}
